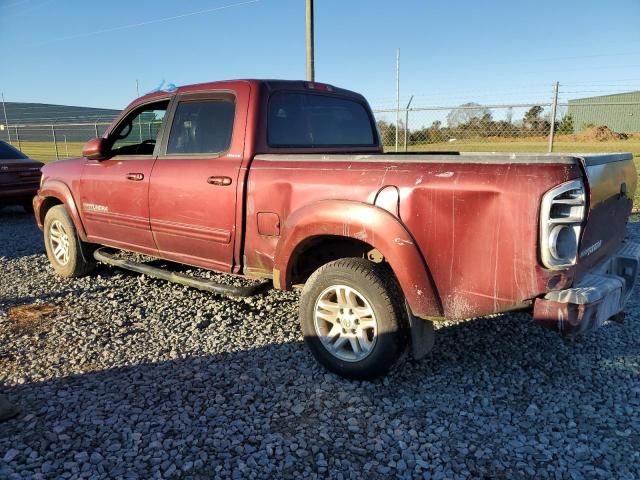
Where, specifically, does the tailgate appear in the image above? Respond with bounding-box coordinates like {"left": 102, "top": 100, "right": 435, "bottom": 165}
{"left": 577, "top": 153, "right": 636, "bottom": 275}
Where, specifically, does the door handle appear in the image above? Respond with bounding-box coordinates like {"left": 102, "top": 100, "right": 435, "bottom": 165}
{"left": 207, "top": 176, "right": 232, "bottom": 186}
{"left": 126, "top": 173, "right": 144, "bottom": 181}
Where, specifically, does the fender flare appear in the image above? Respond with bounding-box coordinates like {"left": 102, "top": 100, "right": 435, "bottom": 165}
{"left": 273, "top": 200, "right": 442, "bottom": 319}
{"left": 37, "top": 180, "right": 88, "bottom": 241}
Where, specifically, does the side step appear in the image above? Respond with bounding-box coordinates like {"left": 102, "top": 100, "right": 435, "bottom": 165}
{"left": 93, "top": 248, "right": 271, "bottom": 297}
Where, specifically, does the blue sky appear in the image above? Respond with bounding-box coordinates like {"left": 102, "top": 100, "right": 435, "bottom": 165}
{"left": 1, "top": 0, "right": 640, "bottom": 113}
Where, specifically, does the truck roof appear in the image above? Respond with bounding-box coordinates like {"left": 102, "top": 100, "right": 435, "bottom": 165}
{"left": 132, "top": 79, "right": 365, "bottom": 106}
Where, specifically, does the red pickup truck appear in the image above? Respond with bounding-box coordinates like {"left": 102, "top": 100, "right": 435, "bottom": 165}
{"left": 34, "top": 79, "right": 640, "bottom": 379}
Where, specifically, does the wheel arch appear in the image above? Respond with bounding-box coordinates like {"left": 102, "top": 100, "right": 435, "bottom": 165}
{"left": 37, "top": 180, "right": 88, "bottom": 240}
{"left": 273, "top": 200, "right": 443, "bottom": 319}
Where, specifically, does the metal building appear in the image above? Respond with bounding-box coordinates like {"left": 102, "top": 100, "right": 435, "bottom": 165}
{"left": 567, "top": 91, "right": 640, "bottom": 133}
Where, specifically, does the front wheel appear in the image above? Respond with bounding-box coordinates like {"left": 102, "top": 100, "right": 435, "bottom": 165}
{"left": 43, "top": 205, "right": 95, "bottom": 278}
{"left": 299, "top": 258, "right": 408, "bottom": 380}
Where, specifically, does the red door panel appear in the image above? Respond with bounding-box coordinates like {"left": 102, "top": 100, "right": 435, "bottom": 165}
{"left": 148, "top": 156, "right": 242, "bottom": 271}
{"left": 79, "top": 158, "right": 157, "bottom": 255}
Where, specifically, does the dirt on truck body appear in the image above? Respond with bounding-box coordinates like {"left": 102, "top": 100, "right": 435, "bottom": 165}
{"left": 33, "top": 79, "right": 640, "bottom": 379}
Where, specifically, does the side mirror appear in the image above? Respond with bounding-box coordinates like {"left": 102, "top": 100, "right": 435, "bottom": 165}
{"left": 82, "top": 137, "right": 109, "bottom": 160}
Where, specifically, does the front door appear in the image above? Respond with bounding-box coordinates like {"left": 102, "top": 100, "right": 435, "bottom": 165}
{"left": 79, "top": 100, "right": 170, "bottom": 255}
{"left": 149, "top": 89, "right": 246, "bottom": 272}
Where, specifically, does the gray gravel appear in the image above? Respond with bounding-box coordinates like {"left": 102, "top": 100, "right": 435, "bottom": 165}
{"left": 1, "top": 206, "right": 639, "bottom": 479}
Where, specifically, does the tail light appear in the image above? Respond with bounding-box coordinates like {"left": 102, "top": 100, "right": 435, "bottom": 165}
{"left": 540, "top": 179, "right": 586, "bottom": 269}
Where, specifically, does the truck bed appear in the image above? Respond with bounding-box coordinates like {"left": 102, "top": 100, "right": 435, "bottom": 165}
{"left": 245, "top": 151, "right": 635, "bottom": 320}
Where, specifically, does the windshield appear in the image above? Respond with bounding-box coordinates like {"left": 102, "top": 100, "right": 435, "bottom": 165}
{"left": 0, "top": 141, "right": 28, "bottom": 160}
{"left": 267, "top": 92, "right": 376, "bottom": 147}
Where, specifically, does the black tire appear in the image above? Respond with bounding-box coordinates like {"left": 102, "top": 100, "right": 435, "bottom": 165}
{"left": 43, "top": 205, "right": 95, "bottom": 278}
{"left": 299, "top": 257, "right": 408, "bottom": 380}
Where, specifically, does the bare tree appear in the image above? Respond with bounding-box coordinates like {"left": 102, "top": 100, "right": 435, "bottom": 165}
{"left": 446, "top": 102, "right": 491, "bottom": 128}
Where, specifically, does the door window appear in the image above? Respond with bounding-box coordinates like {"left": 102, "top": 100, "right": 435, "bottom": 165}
{"left": 166, "top": 99, "right": 235, "bottom": 155}
{"left": 110, "top": 101, "right": 169, "bottom": 156}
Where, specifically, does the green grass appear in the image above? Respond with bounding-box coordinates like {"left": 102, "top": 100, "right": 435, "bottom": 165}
{"left": 403, "top": 138, "right": 640, "bottom": 156}
{"left": 13, "top": 141, "right": 86, "bottom": 162}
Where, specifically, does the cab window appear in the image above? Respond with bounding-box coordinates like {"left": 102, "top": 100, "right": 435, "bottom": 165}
{"left": 110, "top": 101, "right": 169, "bottom": 156}
{"left": 267, "top": 92, "right": 375, "bottom": 147}
{"left": 166, "top": 99, "right": 235, "bottom": 155}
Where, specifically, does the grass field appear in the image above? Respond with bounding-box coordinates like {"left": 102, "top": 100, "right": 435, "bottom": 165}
{"left": 13, "top": 137, "right": 640, "bottom": 207}
{"left": 15, "top": 141, "right": 86, "bottom": 162}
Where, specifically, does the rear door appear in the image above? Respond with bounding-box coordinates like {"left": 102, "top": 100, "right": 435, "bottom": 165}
{"left": 79, "top": 99, "right": 170, "bottom": 255}
{"left": 148, "top": 86, "right": 248, "bottom": 272}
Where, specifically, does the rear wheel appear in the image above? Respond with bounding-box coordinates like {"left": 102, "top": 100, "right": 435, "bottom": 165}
{"left": 44, "top": 205, "right": 95, "bottom": 278}
{"left": 299, "top": 258, "right": 408, "bottom": 380}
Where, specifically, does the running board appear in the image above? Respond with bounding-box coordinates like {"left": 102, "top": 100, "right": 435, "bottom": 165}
{"left": 93, "top": 248, "right": 271, "bottom": 297}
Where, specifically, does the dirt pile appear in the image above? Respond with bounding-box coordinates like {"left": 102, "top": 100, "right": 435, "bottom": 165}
{"left": 574, "top": 125, "right": 629, "bottom": 142}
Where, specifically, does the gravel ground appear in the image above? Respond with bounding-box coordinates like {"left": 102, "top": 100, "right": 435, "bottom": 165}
{"left": 1, "top": 206, "right": 639, "bottom": 479}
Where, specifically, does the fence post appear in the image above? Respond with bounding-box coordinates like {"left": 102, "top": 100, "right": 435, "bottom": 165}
{"left": 1, "top": 92, "right": 11, "bottom": 145}
{"left": 404, "top": 95, "right": 413, "bottom": 152}
{"left": 64, "top": 135, "right": 69, "bottom": 158}
{"left": 395, "top": 48, "right": 400, "bottom": 152}
{"left": 51, "top": 124, "right": 60, "bottom": 161}
{"left": 15, "top": 127, "right": 20, "bottom": 150}
{"left": 548, "top": 81, "right": 559, "bottom": 153}
{"left": 94, "top": 122, "right": 99, "bottom": 137}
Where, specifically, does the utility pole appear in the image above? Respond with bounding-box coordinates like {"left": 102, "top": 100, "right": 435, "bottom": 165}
{"left": 395, "top": 48, "right": 400, "bottom": 152}
{"left": 306, "top": 0, "right": 314, "bottom": 81}
{"left": 1, "top": 93, "right": 11, "bottom": 144}
{"left": 548, "top": 81, "right": 559, "bottom": 153}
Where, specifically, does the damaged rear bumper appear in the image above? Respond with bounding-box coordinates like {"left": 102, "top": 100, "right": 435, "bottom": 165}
{"left": 533, "top": 241, "right": 640, "bottom": 334}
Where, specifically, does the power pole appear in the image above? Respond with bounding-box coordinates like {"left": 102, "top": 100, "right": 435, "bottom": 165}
{"left": 306, "top": 0, "right": 314, "bottom": 81}
{"left": 547, "top": 81, "right": 559, "bottom": 153}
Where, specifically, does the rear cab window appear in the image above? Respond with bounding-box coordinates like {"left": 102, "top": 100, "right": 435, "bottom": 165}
{"left": 267, "top": 92, "right": 376, "bottom": 148}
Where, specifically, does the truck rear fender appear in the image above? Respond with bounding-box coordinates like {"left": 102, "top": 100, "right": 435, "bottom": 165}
{"left": 37, "top": 180, "right": 88, "bottom": 240}
{"left": 273, "top": 200, "right": 442, "bottom": 319}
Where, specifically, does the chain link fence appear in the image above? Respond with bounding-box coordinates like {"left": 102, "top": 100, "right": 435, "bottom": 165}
{"left": 0, "top": 120, "right": 167, "bottom": 161}
{"left": 375, "top": 103, "right": 558, "bottom": 152}
{"left": 1, "top": 83, "right": 639, "bottom": 161}
{"left": 0, "top": 122, "right": 111, "bottom": 161}
{"left": 375, "top": 102, "right": 640, "bottom": 154}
